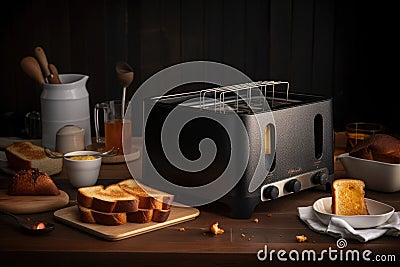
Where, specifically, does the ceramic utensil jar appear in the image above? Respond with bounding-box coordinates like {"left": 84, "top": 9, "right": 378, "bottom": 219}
{"left": 56, "top": 125, "right": 85, "bottom": 153}
{"left": 41, "top": 74, "right": 92, "bottom": 150}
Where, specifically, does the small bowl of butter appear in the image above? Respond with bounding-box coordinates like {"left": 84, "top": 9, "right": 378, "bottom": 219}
{"left": 64, "top": 151, "right": 101, "bottom": 188}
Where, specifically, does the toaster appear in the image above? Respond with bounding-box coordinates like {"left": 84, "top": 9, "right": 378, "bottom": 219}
{"left": 141, "top": 81, "right": 334, "bottom": 218}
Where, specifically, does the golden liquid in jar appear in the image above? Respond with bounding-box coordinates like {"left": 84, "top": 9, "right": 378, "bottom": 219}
{"left": 105, "top": 119, "right": 132, "bottom": 155}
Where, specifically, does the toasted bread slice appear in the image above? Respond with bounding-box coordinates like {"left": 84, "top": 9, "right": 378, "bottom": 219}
{"left": 127, "top": 209, "right": 154, "bottom": 223}
{"left": 5, "top": 142, "right": 63, "bottom": 175}
{"left": 77, "top": 184, "right": 138, "bottom": 213}
{"left": 117, "top": 178, "right": 174, "bottom": 209}
{"left": 332, "top": 179, "right": 369, "bottom": 215}
{"left": 78, "top": 205, "right": 127, "bottom": 226}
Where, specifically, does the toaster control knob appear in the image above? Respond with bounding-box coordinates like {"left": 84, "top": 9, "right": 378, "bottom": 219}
{"left": 285, "top": 179, "right": 301, "bottom": 193}
{"left": 263, "top": 186, "right": 279, "bottom": 200}
{"left": 312, "top": 172, "right": 328, "bottom": 185}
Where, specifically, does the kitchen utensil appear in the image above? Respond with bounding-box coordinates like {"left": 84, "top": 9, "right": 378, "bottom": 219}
{"left": 313, "top": 197, "right": 394, "bottom": 229}
{"left": 337, "top": 153, "right": 400, "bottom": 192}
{"left": 94, "top": 100, "right": 132, "bottom": 155}
{"left": 115, "top": 61, "right": 134, "bottom": 117}
{"left": 142, "top": 81, "right": 334, "bottom": 218}
{"left": 0, "top": 189, "right": 69, "bottom": 214}
{"left": 86, "top": 142, "right": 140, "bottom": 164}
{"left": 34, "top": 46, "right": 52, "bottom": 82}
{"left": 63, "top": 150, "right": 103, "bottom": 188}
{"left": 54, "top": 205, "right": 199, "bottom": 241}
{"left": 20, "top": 56, "right": 45, "bottom": 86}
{"left": 56, "top": 125, "right": 85, "bottom": 153}
{"left": 44, "top": 147, "right": 117, "bottom": 159}
{"left": 41, "top": 74, "right": 92, "bottom": 150}
{"left": 48, "top": 63, "right": 62, "bottom": 84}
{"left": 0, "top": 209, "right": 55, "bottom": 234}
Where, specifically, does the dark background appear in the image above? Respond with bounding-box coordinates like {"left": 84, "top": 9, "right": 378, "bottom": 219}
{"left": 0, "top": 0, "right": 397, "bottom": 137}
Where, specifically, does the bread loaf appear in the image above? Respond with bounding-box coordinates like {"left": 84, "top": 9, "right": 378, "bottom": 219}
{"left": 349, "top": 134, "right": 400, "bottom": 164}
{"left": 8, "top": 168, "right": 60, "bottom": 196}
{"left": 332, "top": 179, "right": 369, "bottom": 215}
{"left": 77, "top": 178, "right": 174, "bottom": 226}
{"left": 5, "top": 142, "right": 63, "bottom": 175}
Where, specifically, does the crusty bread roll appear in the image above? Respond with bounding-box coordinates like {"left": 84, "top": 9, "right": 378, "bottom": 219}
{"left": 332, "top": 179, "right": 369, "bottom": 215}
{"left": 349, "top": 134, "right": 400, "bottom": 164}
{"left": 8, "top": 168, "right": 60, "bottom": 196}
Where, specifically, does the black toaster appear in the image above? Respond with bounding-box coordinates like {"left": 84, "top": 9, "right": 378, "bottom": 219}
{"left": 140, "top": 82, "right": 334, "bottom": 218}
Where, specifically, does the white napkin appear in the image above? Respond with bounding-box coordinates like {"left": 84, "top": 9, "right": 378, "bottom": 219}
{"left": 297, "top": 206, "right": 400, "bottom": 242}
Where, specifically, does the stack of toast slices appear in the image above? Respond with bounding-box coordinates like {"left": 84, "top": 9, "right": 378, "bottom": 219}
{"left": 77, "top": 178, "right": 174, "bottom": 226}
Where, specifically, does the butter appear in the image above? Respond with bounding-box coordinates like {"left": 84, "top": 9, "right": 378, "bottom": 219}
{"left": 69, "top": 155, "right": 98, "bottom": 160}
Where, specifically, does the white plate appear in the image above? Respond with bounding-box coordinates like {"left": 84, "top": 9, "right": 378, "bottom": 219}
{"left": 313, "top": 197, "right": 394, "bottom": 229}
{"left": 337, "top": 153, "right": 400, "bottom": 192}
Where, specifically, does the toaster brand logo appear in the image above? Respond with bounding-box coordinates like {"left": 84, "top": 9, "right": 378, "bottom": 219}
{"left": 288, "top": 167, "right": 303, "bottom": 175}
{"left": 257, "top": 238, "right": 396, "bottom": 262}
{"left": 124, "top": 61, "right": 276, "bottom": 206}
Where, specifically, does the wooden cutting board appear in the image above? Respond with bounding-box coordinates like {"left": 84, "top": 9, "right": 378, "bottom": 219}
{"left": 0, "top": 190, "right": 69, "bottom": 214}
{"left": 54, "top": 205, "right": 200, "bottom": 241}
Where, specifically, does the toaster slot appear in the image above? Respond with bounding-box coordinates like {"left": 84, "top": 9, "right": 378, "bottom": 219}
{"left": 264, "top": 124, "right": 272, "bottom": 155}
{"left": 264, "top": 123, "right": 276, "bottom": 172}
{"left": 314, "top": 114, "right": 323, "bottom": 159}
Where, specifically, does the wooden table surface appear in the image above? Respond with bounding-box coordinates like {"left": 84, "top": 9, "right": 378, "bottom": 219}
{"left": 0, "top": 141, "right": 399, "bottom": 266}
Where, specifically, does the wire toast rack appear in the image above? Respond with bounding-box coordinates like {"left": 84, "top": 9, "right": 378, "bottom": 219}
{"left": 153, "top": 81, "right": 296, "bottom": 114}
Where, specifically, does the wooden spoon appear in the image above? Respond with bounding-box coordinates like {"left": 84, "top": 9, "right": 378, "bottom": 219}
{"left": 34, "top": 46, "right": 52, "bottom": 82}
{"left": 20, "top": 56, "right": 45, "bottom": 86}
{"left": 115, "top": 61, "right": 134, "bottom": 117}
{"left": 48, "top": 63, "right": 61, "bottom": 84}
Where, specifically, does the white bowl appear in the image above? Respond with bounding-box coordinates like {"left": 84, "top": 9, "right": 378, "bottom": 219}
{"left": 313, "top": 197, "right": 394, "bottom": 229}
{"left": 337, "top": 153, "right": 400, "bottom": 192}
{"left": 64, "top": 151, "right": 102, "bottom": 188}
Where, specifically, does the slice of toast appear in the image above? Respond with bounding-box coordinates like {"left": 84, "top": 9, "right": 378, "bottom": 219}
{"left": 77, "top": 184, "right": 139, "bottom": 213}
{"left": 78, "top": 205, "right": 127, "bottom": 226}
{"left": 332, "top": 179, "right": 369, "bottom": 215}
{"left": 5, "top": 141, "right": 63, "bottom": 175}
{"left": 117, "top": 179, "right": 174, "bottom": 210}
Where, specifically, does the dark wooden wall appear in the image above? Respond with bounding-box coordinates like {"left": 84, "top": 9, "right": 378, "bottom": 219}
{"left": 0, "top": 0, "right": 397, "bottom": 136}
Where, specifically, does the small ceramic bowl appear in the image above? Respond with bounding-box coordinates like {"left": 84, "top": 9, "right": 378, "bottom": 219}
{"left": 64, "top": 151, "right": 101, "bottom": 188}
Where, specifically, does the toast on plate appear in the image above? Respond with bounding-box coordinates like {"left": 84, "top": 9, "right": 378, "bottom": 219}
{"left": 332, "top": 178, "right": 369, "bottom": 215}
